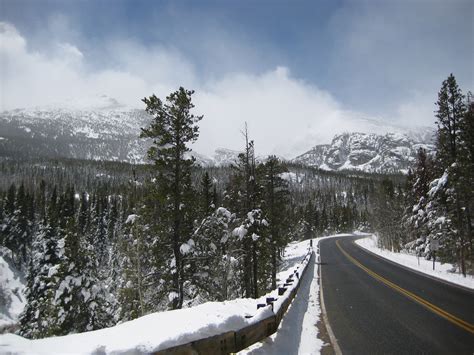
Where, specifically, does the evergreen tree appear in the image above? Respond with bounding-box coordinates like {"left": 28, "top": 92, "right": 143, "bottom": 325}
{"left": 188, "top": 207, "right": 239, "bottom": 302}
{"left": 404, "top": 148, "right": 435, "bottom": 246}
{"left": 405, "top": 75, "right": 472, "bottom": 275}
{"left": 259, "top": 156, "right": 290, "bottom": 288}
{"left": 371, "top": 179, "right": 405, "bottom": 251}
{"left": 435, "top": 73, "right": 466, "bottom": 168}
{"left": 200, "top": 172, "right": 214, "bottom": 218}
{"left": 140, "top": 87, "right": 202, "bottom": 309}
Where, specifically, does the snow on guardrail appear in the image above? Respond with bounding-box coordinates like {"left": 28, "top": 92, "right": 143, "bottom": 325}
{"left": 0, "top": 240, "right": 314, "bottom": 354}
{"left": 156, "top": 245, "right": 314, "bottom": 354}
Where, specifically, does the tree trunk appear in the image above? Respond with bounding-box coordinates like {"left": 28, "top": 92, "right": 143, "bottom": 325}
{"left": 252, "top": 241, "right": 258, "bottom": 298}
{"left": 271, "top": 243, "right": 277, "bottom": 289}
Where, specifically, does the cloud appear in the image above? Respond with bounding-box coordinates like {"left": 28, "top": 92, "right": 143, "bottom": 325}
{"left": 0, "top": 21, "right": 438, "bottom": 159}
{"left": 325, "top": 0, "right": 473, "bottom": 125}
{"left": 194, "top": 67, "right": 355, "bottom": 157}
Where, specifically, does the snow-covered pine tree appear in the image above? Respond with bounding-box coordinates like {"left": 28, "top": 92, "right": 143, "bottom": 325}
{"left": 405, "top": 74, "right": 472, "bottom": 275}
{"left": 186, "top": 207, "right": 238, "bottom": 303}
{"left": 52, "top": 188, "right": 113, "bottom": 335}
{"left": 117, "top": 211, "right": 160, "bottom": 320}
{"left": 232, "top": 209, "right": 269, "bottom": 297}
{"left": 19, "top": 187, "right": 62, "bottom": 339}
{"left": 404, "top": 148, "right": 435, "bottom": 254}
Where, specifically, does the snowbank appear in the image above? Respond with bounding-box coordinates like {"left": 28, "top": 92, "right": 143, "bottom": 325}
{"left": 356, "top": 235, "right": 474, "bottom": 290}
{"left": 0, "top": 239, "right": 317, "bottom": 354}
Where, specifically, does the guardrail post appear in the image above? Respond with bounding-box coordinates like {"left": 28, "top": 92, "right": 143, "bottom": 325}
{"left": 266, "top": 297, "right": 276, "bottom": 311}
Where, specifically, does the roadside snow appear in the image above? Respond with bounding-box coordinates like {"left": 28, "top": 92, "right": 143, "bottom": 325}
{"left": 0, "top": 239, "right": 321, "bottom": 354}
{"left": 356, "top": 235, "right": 474, "bottom": 290}
{"left": 241, "top": 234, "right": 351, "bottom": 355}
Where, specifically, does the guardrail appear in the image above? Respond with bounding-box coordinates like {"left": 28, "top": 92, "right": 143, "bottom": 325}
{"left": 155, "top": 243, "right": 315, "bottom": 354}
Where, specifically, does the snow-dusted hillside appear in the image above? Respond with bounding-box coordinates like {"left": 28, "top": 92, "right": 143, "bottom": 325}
{"left": 293, "top": 132, "right": 434, "bottom": 174}
{"left": 0, "top": 104, "right": 243, "bottom": 166}
{"left": 0, "top": 106, "right": 150, "bottom": 163}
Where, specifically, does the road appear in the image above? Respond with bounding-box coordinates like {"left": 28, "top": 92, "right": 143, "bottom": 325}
{"left": 320, "top": 235, "right": 474, "bottom": 354}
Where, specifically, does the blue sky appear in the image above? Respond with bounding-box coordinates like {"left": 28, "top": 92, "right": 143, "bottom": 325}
{"left": 1, "top": 0, "right": 473, "bottom": 156}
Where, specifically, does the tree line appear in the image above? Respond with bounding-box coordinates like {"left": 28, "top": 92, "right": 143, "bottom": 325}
{"left": 372, "top": 74, "right": 473, "bottom": 276}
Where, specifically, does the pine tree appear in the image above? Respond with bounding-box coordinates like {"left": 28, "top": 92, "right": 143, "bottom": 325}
{"left": 188, "top": 207, "right": 239, "bottom": 302}
{"left": 435, "top": 73, "right": 466, "bottom": 168}
{"left": 140, "top": 87, "right": 202, "bottom": 309}
{"left": 232, "top": 208, "right": 269, "bottom": 297}
{"left": 404, "top": 75, "right": 472, "bottom": 275}
{"left": 259, "top": 156, "right": 290, "bottom": 288}
{"left": 405, "top": 148, "right": 435, "bottom": 246}
{"left": 225, "top": 125, "right": 267, "bottom": 298}
{"left": 200, "top": 172, "right": 214, "bottom": 218}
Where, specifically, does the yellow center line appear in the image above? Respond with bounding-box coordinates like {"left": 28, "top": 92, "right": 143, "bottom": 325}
{"left": 335, "top": 239, "right": 474, "bottom": 335}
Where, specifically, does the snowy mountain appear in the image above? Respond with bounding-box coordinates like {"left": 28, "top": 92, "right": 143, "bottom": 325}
{"left": 0, "top": 101, "right": 244, "bottom": 166}
{"left": 0, "top": 100, "right": 434, "bottom": 174}
{"left": 293, "top": 132, "right": 434, "bottom": 174}
{"left": 0, "top": 105, "right": 151, "bottom": 163}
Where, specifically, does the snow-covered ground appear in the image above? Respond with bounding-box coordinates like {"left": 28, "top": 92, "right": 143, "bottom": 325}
{"left": 356, "top": 235, "right": 474, "bottom": 290}
{"left": 240, "top": 234, "right": 353, "bottom": 354}
{"left": 0, "top": 237, "right": 337, "bottom": 354}
{"left": 0, "top": 252, "right": 26, "bottom": 330}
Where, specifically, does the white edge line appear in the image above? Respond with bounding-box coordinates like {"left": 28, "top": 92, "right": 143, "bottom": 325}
{"left": 317, "top": 238, "right": 342, "bottom": 355}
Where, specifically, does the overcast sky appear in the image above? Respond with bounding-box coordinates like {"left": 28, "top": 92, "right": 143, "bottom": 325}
{"left": 1, "top": 0, "right": 473, "bottom": 157}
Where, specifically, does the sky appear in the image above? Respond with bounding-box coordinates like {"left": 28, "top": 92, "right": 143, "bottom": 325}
{"left": 0, "top": 0, "right": 473, "bottom": 157}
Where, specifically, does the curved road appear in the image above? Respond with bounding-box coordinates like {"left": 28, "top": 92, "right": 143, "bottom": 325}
{"left": 320, "top": 235, "right": 474, "bottom": 354}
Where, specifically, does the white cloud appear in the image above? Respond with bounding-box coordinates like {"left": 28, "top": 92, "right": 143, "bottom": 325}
{"left": 0, "top": 21, "right": 431, "bottom": 159}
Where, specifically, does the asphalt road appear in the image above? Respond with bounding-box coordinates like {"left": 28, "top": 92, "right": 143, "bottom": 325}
{"left": 320, "top": 235, "right": 474, "bottom": 354}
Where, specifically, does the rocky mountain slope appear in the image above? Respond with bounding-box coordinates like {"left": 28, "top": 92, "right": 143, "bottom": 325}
{"left": 292, "top": 132, "right": 433, "bottom": 174}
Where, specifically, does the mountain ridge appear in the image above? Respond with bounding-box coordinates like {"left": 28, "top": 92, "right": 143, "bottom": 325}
{"left": 0, "top": 105, "right": 434, "bottom": 173}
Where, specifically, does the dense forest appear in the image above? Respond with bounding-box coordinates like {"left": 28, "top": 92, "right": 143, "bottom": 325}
{"left": 1, "top": 74, "right": 471, "bottom": 339}
{"left": 373, "top": 74, "right": 473, "bottom": 276}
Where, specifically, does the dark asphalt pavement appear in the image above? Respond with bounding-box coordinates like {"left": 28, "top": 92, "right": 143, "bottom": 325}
{"left": 320, "top": 235, "right": 474, "bottom": 354}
